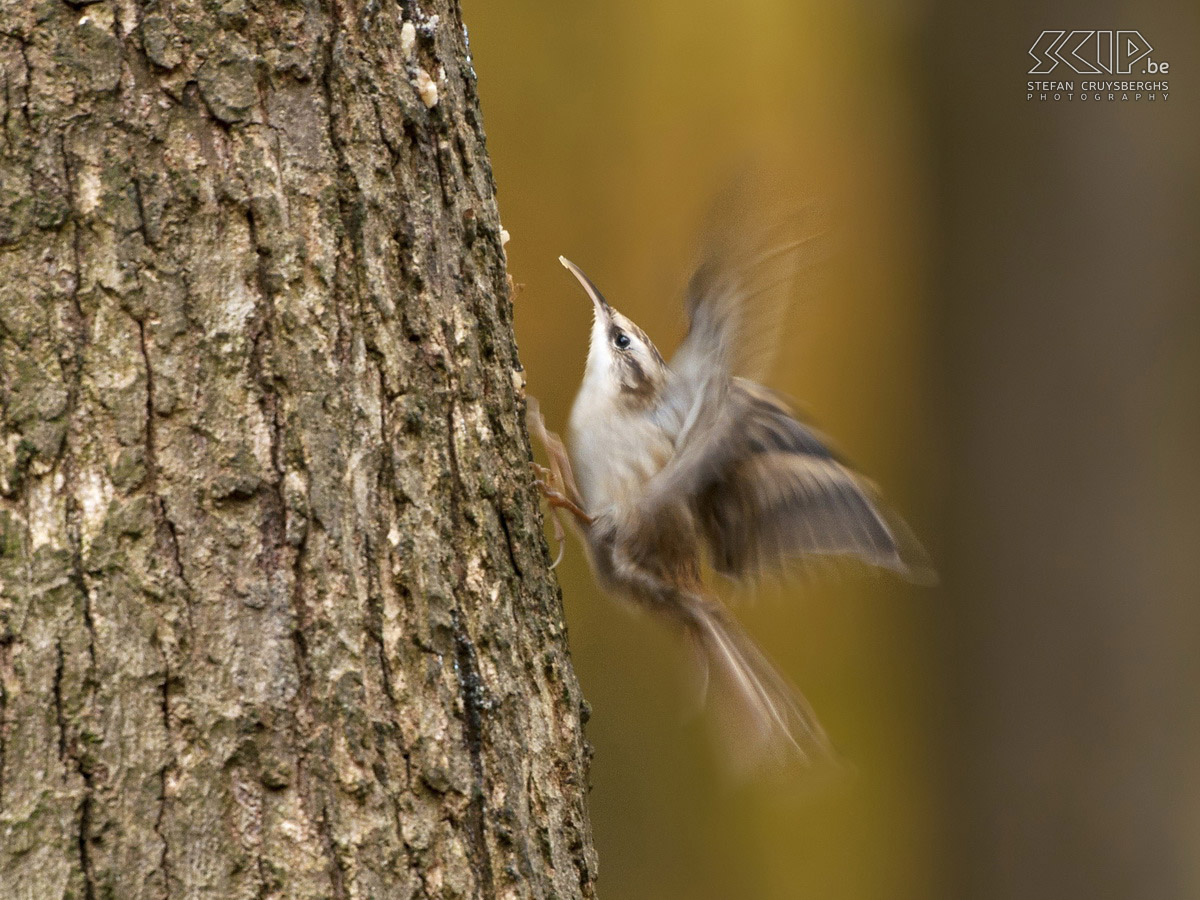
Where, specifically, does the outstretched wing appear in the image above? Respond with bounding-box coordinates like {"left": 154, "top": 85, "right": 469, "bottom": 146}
{"left": 669, "top": 190, "right": 828, "bottom": 394}
{"left": 693, "top": 384, "right": 934, "bottom": 582}
{"left": 648, "top": 191, "right": 830, "bottom": 521}
{"left": 641, "top": 187, "right": 931, "bottom": 583}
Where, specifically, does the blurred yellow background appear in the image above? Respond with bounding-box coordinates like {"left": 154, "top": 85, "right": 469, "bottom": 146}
{"left": 464, "top": 1, "right": 1200, "bottom": 898}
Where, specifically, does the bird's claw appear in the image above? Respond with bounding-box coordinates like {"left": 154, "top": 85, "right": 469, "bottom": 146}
{"left": 532, "top": 475, "right": 569, "bottom": 568}
{"left": 527, "top": 402, "right": 592, "bottom": 568}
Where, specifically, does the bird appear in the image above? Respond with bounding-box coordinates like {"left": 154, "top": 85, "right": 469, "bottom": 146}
{"left": 528, "top": 204, "right": 934, "bottom": 765}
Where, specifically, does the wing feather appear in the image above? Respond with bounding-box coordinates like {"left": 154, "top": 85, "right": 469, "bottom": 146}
{"left": 693, "top": 397, "right": 934, "bottom": 581}
{"left": 639, "top": 189, "right": 932, "bottom": 584}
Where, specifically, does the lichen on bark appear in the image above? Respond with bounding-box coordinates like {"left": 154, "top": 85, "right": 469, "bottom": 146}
{"left": 0, "top": 1, "right": 596, "bottom": 897}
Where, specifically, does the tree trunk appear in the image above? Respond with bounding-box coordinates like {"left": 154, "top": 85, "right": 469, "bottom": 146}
{"left": 0, "top": 2, "right": 597, "bottom": 898}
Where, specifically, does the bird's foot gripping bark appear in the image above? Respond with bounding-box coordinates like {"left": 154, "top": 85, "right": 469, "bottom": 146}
{"left": 527, "top": 397, "right": 593, "bottom": 568}
{"left": 530, "top": 464, "right": 569, "bottom": 568}
{"left": 531, "top": 467, "right": 592, "bottom": 525}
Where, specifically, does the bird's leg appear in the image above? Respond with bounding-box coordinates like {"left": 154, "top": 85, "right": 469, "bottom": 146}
{"left": 527, "top": 399, "right": 589, "bottom": 517}
{"left": 527, "top": 398, "right": 593, "bottom": 567}
{"left": 532, "top": 465, "right": 568, "bottom": 569}
{"left": 532, "top": 477, "right": 592, "bottom": 526}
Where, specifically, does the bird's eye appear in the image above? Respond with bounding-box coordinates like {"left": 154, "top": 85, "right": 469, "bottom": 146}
{"left": 613, "top": 332, "right": 631, "bottom": 350}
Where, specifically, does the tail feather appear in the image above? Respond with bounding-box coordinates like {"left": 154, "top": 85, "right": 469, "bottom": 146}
{"left": 682, "top": 598, "right": 836, "bottom": 767}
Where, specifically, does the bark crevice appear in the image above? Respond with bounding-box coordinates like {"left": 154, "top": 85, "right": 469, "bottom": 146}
{"left": 451, "top": 607, "right": 496, "bottom": 899}
{"left": 443, "top": 394, "right": 499, "bottom": 898}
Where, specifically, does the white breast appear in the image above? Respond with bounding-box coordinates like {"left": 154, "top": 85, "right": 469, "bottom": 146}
{"left": 567, "top": 396, "right": 674, "bottom": 517}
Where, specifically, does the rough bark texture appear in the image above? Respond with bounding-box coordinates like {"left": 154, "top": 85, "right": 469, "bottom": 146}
{"left": 0, "top": 1, "right": 597, "bottom": 898}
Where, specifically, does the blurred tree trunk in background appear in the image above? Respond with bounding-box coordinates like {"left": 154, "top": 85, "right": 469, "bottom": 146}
{"left": 928, "top": 2, "right": 1200, "bottom": 898}
{"left": 0, "top": 2, "right": 595, "bottom": 898}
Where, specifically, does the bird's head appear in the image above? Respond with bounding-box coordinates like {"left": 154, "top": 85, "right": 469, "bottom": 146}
{"left": 559, "top": 256, "right": 669, "bottom": 410}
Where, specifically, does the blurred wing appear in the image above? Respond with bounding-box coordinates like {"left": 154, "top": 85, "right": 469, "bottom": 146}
{"left": 643, "top": 186, "right": 931, "bottom": 582}
{"left": 651, "top": 381, "right": 934, "bottom": 583}
{"left": 650, "top": 192, "right": 831, "bottom": 523}
{"left": 671, "top": 191, "right": 830, "bottom": 389}
{"left": 696, "top": 385, "right": 934, "bottom": 582}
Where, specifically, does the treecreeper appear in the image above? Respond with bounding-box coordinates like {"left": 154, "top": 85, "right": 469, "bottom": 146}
{"left": 530, "top": 199, "right": 935, "bottom": 765}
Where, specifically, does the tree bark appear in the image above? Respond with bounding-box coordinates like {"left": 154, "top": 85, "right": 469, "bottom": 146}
{"left": 0, "top": 2, "right": 596, "bottom": 898}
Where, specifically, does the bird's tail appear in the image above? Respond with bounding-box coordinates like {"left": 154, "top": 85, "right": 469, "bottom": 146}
{"left": 680, "top": 596, "right": 837, "bottom": 768}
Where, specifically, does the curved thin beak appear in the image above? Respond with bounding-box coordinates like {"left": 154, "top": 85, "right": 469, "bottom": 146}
{"left": 558, "top": 256, "right": 612, "bottom": 318}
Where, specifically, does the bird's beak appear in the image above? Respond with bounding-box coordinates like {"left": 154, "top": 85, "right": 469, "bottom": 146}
{"left": 559, "top": 256, "right": 612, "bottom": 319}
